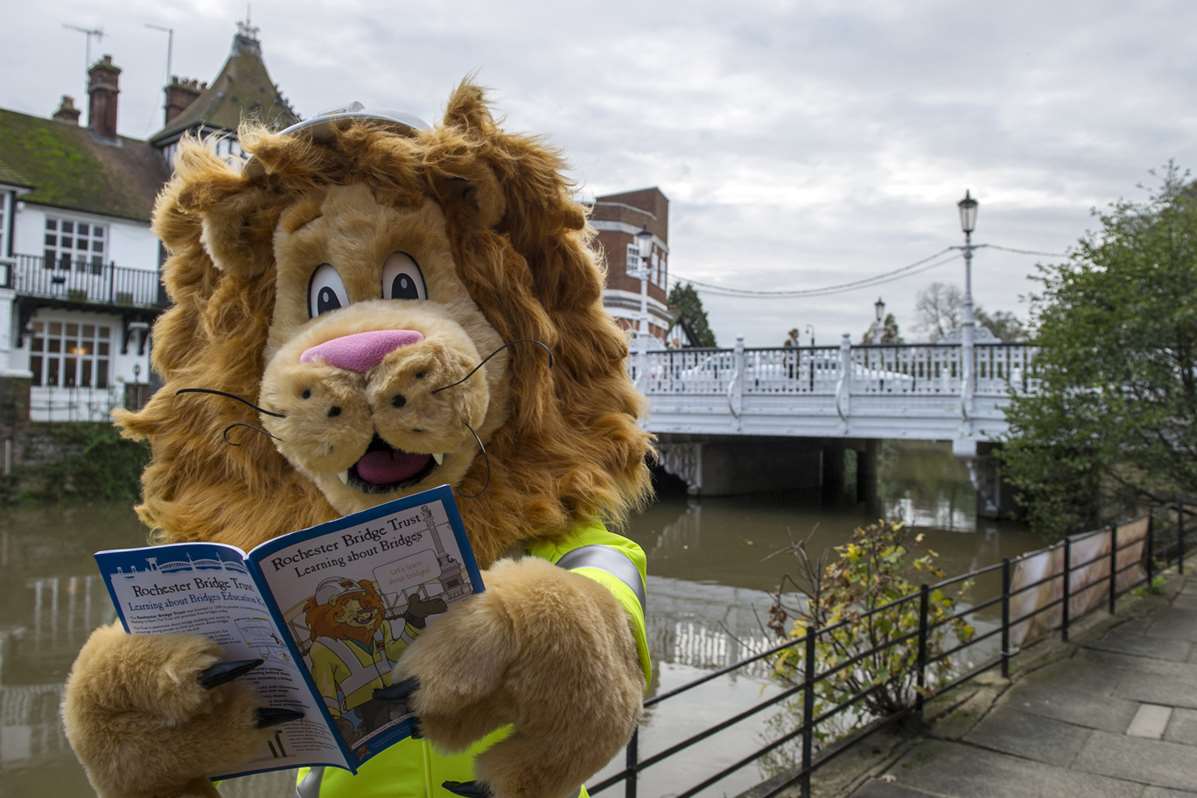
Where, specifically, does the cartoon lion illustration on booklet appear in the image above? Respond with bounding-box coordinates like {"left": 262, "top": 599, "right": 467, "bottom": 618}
{"left": 302, "top": 576, "right": 446, "bottom": 745}
{"left": 62, "top": 84, "right": 653, "bottom": 798}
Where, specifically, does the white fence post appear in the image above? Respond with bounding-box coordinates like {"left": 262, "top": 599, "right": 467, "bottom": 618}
{"left": 729, "top": 336, "right": 745, "bottom": 427}
{"left": 835, "top": 334, "right": 852, "bottom": 426}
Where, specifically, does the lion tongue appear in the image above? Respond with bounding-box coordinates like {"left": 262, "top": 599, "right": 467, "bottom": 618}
{"left": 355, "top": 449, "right": 429, "bottom": 485}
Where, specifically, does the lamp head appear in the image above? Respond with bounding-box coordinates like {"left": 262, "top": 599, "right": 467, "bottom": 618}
{"left": 635, "top": 226, "right": 653, "bottom": 258}
{"left": 957, "top": 189, "right": 979, "bottom": 234}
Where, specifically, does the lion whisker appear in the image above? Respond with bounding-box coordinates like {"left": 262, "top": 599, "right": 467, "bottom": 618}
{"left": 176, "top": 387, "right": 287, "bottom": 418}
{"left": 223, "top": 422, "right": 284, "bottom": 446}
{"left": 457, "top": 421, "right": 491, "bottom": 499}
{"left": 431, "top": 339, "right": 553, "bottom": 395}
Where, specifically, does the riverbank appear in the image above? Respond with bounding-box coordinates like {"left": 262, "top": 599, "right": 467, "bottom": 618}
{"left": 783, "top": 561, "right": 1197, "bottom": 797}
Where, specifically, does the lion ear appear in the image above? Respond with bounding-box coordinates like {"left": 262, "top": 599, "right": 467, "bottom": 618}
{"left": 153, "top": 139, "right": 278, "bottom": 277}
{"left": 198, "top": 190, "right": 278, "bottom": 277}
{"left": 443, "top": 81, "right": 497, "bottom": 137}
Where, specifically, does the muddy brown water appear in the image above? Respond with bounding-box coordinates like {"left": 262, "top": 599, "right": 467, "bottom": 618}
{"left": 0, "top": 443, "right": 1040, "bottom": 797}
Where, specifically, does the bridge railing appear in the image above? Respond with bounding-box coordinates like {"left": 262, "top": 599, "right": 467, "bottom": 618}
{"left": 974, "top": 342, "right": 1041, "bottom": 395}
{"left": 633, "top": 342, "right": 1040, "bottom": 401}
{"left": 848, "top": 344, "right": 961, "bottom": 395}
{"left": 743, "top": 347, "right": 842, "bottom": 395}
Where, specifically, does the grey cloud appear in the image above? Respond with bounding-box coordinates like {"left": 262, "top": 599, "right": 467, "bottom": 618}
{"left": 3, "top": 0, "right": 1195, "bottom": 345}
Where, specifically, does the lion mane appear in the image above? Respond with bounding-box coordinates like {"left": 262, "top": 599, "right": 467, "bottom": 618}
{"left": 115, "top": 82, "right": 653, "bottom": 567}
{"left": 303, "top": 580, "right": 385, "bottom": 644}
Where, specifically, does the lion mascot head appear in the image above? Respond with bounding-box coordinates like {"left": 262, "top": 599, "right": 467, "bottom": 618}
{"left": 116, "top": 82, "right": 652, "bottom": 567}
{"left": 303, "top": 578, "right": 386, "bottom": 646}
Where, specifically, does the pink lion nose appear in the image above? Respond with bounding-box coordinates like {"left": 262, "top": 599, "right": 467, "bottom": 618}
{"left": 300, "top": 330, "right": 424, "bottom": 373}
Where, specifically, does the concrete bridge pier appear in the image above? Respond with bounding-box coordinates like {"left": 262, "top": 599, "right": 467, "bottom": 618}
{"left": 970, "top": 441, "right": 1019, "bottom": 519}
{"left": 820, "top": 440, "right": 879, "bottom": 504}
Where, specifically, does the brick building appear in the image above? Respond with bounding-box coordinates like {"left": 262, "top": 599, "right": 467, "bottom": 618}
{"left": 589, "top": 187, "right": 671, "bottom": 343}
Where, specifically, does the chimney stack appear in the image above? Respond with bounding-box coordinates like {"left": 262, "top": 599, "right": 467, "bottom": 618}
{"left": 53, "top": 95, "right": 81, "bottom": 125}
{"left": 87, "top": 54, "right": 121, "bottom": 139}
{"left": 163, "top": 77, "right": 205, "bottom": 125}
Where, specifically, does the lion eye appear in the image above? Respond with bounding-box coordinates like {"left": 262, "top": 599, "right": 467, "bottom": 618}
{"left": 308, "top": 263, "right": 349, "bottom": 318}
{"left": 381, "top": 252, "right": 427, "bottom": 301}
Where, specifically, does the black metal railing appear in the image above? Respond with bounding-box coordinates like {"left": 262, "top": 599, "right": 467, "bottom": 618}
{"left": 13, "top": 253, "right": 165, "bottom": 309}
{"left": 589, "top": 499, "right": 1194, "bottom": 798}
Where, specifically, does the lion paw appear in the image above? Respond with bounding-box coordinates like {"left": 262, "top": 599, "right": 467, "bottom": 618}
{"left": 63, "top": 623, "right": 293, "bottom": 798}
{"left": 388, "top": 558, "right": 644, "bottom": 798}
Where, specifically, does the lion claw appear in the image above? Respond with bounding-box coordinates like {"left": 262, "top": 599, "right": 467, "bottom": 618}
{"left": 198, "top": 658, "right": 264, "bottom": 689}
{"left": 442, "top": 781, "right": 492, "bottom": 798}
{"left": 373, "top": 676, "right": 419, "bottom": 702}
{"left": 255, "top": 707, "right": 305, "bottom": 728}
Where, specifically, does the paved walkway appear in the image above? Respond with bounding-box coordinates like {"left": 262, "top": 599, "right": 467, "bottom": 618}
{"left": 852, "top": 574, "right": 1197, "bottom": 798}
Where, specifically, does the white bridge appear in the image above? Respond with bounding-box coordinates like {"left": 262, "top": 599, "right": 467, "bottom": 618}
{"left": 632, "top": 337, "right": 1039, "bottom": 503}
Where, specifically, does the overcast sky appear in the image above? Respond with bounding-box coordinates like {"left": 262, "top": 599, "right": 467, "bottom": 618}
{"left": 4, "top": 1, "right": 1195, "bottom": 345}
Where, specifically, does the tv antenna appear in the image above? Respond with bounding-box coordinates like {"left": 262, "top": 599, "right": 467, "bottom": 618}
{"left": 63, "top": 23, "right": 104, "bottom": 72}
{"left": 145, "top": 23, "right": 175, "bottom": 86}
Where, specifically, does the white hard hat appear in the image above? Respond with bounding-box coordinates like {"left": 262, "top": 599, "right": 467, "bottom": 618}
{"left": 242, "top": 101, "right": 431, "bottom": 178}
{"left": 313, "top": 576, "right": 368, "bottom": 607}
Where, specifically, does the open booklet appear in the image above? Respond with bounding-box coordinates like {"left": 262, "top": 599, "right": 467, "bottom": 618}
{"left": 94, "top": 484, "right": 483, "bottom": 779}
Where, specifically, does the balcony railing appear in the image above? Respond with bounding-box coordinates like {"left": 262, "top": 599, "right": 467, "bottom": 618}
{"left": 12, "top": 254, "right": 165, "bottom": 310}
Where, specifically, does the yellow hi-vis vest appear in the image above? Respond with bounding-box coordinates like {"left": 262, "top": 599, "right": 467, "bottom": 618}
{"left": 295, "top": 519, "right": 650, "bottom": 798}
{"left": 310, "top": 620, "right": 419, "bottom": 718}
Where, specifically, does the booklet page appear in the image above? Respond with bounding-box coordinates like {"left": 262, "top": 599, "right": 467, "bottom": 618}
{"left": 95, "top": 542, "right": 347, "bottom": 776}
{"left": 248, "top": 486, "right": 483, "bottom": 767}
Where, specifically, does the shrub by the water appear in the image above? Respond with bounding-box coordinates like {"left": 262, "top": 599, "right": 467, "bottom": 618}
{"left": 767, "top": 521, "right": 975, "bottom": 736}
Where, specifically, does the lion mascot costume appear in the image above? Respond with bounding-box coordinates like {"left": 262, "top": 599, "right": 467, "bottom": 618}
{"left": 61, "top": 83, "right": 653, "bottom": 798}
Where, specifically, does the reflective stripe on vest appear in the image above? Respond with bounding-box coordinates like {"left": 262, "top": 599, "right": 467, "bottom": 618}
{"left": 318, "top": 636, "right": 393, "bottom": 701}
{"left": 555, "top": 544, "right": 646, "bottom": 612}
{"left": 296, "top": 766, "right": 324, "bottom": 798}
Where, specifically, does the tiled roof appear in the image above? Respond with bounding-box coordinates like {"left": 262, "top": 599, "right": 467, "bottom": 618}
{"left": 150, "top": 33, "right": 299, "bottom": 145}
{"left": 0, "top": 109, "right": 168, "bottom": 222}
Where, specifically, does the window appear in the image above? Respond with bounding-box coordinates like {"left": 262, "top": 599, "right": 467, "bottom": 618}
{"left": 29, "top": 320, "right": 111, "bottom": 389}
{"left": 44, "top": 217, "right": 107, "bottom": 273}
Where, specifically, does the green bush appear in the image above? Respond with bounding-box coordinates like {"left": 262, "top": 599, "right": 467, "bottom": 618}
{"left": 768, "top": 521, "right": 974, "bottom": 735}
{"left": 2, "top": 423, "right": 147, "bottom": 503}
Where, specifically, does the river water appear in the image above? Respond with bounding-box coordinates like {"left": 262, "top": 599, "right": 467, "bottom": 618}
{"left": 0, "top": 442, "right": 1040, "bottom": 797}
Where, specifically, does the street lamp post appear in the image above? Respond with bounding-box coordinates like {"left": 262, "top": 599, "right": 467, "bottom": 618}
{"left": 803, "top": 324, "right": 815, "bottom": 348}
{"left": 957, "top": 190, "right": 979, "bottom": 418}
{"left": 872, "top": 297, "right": 886, "bottom": 345}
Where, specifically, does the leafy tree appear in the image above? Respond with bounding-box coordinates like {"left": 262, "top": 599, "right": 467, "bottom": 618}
{"left": 861, "top": 313, "right": 903, "bottom": 344}
{"left": 666, "top": 282, "right": 717, "bottom": 347}
{"left": 975, "top": 307, "right": 1029, "bottom": 342}
{"left": 768, "top": 521, "right": 974, "bottom": 731}
{"left": 1000, "top": 165, "right": 1197, "bottom": 536}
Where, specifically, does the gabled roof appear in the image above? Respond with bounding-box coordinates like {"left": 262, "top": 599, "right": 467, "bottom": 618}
{"left": 150, "top": 31, "right": 299, "bottom": 146}
{"left": 0, "top": 109, "right": 168, "bottom": 222}
{"left": 0, "top": 158, "right": 32, "bottom": 189}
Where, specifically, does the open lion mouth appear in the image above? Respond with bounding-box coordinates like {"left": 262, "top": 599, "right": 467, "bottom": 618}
{"left": 339, "top": 434, "right": 442, "bottom": 494}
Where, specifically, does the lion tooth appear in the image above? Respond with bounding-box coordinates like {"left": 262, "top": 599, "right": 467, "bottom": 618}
{"left": 337, "top": 471, "right": 349, "bottom": 485}
{"left": 432, "top": 452, "right": 444, "bottom": 466}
